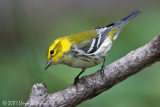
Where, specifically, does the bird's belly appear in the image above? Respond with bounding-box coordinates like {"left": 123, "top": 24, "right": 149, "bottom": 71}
{"left": 62, "top": 54, "right": 103, "bottom": 68}
{"left": 69, "top": 58, "right": 102, "bottom": 68}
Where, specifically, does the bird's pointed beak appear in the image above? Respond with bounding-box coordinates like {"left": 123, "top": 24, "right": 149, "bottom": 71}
{"left": 45, "top": 60, "right": 52, "bottom": 70}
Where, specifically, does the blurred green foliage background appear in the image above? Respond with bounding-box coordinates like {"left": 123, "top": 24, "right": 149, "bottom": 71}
{"left": 0, "top": 0, "right": 160, "bottom": 107}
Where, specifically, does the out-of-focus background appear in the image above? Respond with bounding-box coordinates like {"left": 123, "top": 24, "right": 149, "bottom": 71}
{"left": 0, "top": 0, "right": 160, "bottom": 107}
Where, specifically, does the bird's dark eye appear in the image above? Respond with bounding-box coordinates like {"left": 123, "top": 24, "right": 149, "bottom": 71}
{"left": 50, "top": 50, "right": 54, "bottom": 55}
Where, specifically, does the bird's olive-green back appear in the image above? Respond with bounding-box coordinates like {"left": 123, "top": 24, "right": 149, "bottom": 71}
{"left": 66, "top": 30, "right": 97, "bottom": 45}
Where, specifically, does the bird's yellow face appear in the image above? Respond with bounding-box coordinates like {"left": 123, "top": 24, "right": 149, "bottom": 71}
{"left": 45, "top": 38, "right": 72, "bottom": 70}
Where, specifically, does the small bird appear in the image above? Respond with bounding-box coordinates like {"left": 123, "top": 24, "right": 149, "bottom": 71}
{"left": 45, "top": 9, "right": 142, "bottom": 84}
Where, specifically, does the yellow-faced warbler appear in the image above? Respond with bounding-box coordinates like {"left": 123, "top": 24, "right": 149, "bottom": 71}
{"left": 45, "top": 9, "right": 142, "bottom": 84}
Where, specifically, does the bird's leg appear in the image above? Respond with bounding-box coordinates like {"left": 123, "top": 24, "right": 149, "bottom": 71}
{"left": 74, "top": 68, "right": 86, "bottom": 85}
{"left": 101, "top": 58, "right": 106, "bottom": 78}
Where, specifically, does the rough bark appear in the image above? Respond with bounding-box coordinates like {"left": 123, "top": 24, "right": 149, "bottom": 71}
{"left": 26, "top": 35, "right": 160, "bottom": 107}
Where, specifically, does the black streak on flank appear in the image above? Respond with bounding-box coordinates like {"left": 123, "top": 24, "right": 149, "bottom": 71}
{"left": 73, "top": 55, "right": 78, "bottom": 58}
{"left": 81, "top": 59, "right": 90, "bottom": 62}
{"left": 79, "top": 55, "right": 91, "bottom": 59}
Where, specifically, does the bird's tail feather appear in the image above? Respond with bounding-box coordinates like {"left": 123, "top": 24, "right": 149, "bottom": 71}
{"left": 111, "top": 9, "right": 142, "bottom": 40}
{"left": 121, "top": 9, "right": 142, "bottom": 22}
{"left": 120, "top": 9, "right": 142, "bottom": 25}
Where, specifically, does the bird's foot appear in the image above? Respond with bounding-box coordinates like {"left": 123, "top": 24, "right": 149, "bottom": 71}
{"left": 101, "top": 65, "right": 105, "bottom": 78}
{"left": 74, "top": 77, "right": 79, "bottom": 85}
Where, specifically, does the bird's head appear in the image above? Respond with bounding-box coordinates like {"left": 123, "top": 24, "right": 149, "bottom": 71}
{"left": 45, "top": 38, "right": 72, "bottom": 70}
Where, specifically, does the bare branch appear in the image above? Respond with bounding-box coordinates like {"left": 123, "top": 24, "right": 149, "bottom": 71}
{"left": 26, "top": 35, "right": 160, "bottom": 107}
